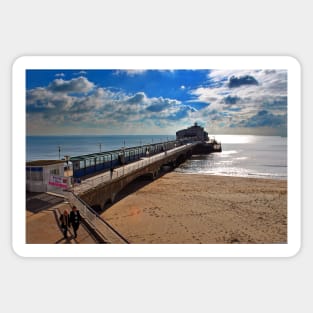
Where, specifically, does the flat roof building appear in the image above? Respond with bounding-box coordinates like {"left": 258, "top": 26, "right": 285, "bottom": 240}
{"left": 26, "top": 160, "right": 69, "bottom": 193}
{"left": 176, "top": 123, "right": 209, "bottom": 142}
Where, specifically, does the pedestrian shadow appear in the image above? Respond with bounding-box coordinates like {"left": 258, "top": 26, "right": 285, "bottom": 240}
{"left": 55, "top": 237, "right": 69, "bottom": 244}
{"left": 55, "top": 237, "right": 75, "bottom": 244}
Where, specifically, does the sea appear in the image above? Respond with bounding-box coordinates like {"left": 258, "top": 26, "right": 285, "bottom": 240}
{"left": 26, "top": 134, "right": 287, "bottom": 180}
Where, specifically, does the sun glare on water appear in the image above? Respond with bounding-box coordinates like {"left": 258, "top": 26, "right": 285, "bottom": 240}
{"left": 212, "top": 135, "right": 255, "bottom": 144}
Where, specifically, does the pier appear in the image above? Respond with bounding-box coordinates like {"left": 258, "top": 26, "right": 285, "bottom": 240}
{"left": 27, "top": 124, "right": 221, "bottom": 244}
{"left": 72, "top": 141, "right": 201, "bottom": 209}
{"left": 63, "top": 138, "right": 221, "bottom": 244}
{"left": 69, "top": 123, "right": 221, "bottom": 208}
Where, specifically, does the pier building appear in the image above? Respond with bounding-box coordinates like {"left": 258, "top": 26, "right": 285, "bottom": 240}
{"left": 176, "top": 122, "right": 209, "bottom": 141}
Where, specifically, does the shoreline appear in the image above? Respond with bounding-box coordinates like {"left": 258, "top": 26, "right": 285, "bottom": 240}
{"left": 101, "top": 172, "right": 287, "bottom": 244}
{"left": 174, "top": 170, "right": 287, "bottom": 181}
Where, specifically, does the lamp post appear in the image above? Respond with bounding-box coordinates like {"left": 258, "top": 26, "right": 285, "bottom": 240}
{"left": 58, "top": 146, "right": 61, "bottom": 160}
{"left": 64, "top": 155, "right": 70, "bottom": 177}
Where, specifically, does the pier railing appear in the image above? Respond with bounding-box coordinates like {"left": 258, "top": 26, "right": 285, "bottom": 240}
{"left": 72, "top": 142, "right": 199, "bottom": 193}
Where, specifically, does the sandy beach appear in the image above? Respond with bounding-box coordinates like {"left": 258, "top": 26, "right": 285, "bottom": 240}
{"left": 101, "top": 172, "right": 287, "bottom": 244}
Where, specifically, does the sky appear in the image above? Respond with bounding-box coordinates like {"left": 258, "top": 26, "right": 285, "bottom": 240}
{"left": 26, "top": 69, "right": 288, "bottom": 136}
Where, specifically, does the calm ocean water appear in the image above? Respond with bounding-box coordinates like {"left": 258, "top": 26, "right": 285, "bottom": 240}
{"left": 176, "top": 135, "right": 287, "bottom": 180}
{"left": 26, "top": 135, "right": 287, "bottom": 180}
{"left": 26, "top": 135, "right": 176, "bottom": 161}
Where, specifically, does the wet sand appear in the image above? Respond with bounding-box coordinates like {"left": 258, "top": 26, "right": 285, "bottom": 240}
{"left": 101, "top": 172, "right": 287, "bottom": 244}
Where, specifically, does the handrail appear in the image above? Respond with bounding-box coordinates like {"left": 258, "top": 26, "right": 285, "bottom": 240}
{"left": 65, "top": 190, "right": 129, "bottom": 244}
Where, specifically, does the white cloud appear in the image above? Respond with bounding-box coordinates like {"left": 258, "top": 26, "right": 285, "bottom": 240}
{"left": 189, "top": 69, "right": 287, "bottom": 134}
{"left": 26, "top": 70, "right": 288, "bottom": 135}
{"left": 73, "top": 70, "right": 87, "bottom": 76}
{"left": 26, "top": 76, "right": 197, "bottom": 134}
{"left": 47, "top": 76, "right": 94, "bottom": 94}
{"left": 114, "top": 70, "right": 147, "bottom": 76}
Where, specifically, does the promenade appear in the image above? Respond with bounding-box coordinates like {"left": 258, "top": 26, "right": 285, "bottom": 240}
{"left": 26, "top": 192, "right": 97, "bottom": 244}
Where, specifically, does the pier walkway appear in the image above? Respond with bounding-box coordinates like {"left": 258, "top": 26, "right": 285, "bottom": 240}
{"left": 71, "top": 142, "right": 197, "bottom": 196}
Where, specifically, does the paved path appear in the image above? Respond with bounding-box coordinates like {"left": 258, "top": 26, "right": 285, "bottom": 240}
{"left": 26, "top": 192, "right": 97, "bottom": 244}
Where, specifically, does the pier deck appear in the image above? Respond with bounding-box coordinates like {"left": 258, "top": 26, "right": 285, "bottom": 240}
{"left": 71, "top": 142, "right": 198, "bottom": 196}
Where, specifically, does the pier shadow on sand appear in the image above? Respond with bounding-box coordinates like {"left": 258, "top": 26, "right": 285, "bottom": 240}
{"left": 95, "top": 169, "right": 171, "bottom": 213}
{"left": 26, "top": 192, "right": 65, "bottom": 213}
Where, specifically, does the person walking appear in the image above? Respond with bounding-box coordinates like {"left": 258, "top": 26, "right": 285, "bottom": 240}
{"left": 59, "top": 209, "right": 70, "bottom": 239}
{"left": 69, "top": 206, "right": 81, "bottom": 238}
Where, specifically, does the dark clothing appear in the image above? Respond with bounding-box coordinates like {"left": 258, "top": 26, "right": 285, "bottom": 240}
{"left": 69, "top": 210, "right": 81, "bottom": 238}
{"left": 59, "top": 214, "right": 70, "bottom": 239}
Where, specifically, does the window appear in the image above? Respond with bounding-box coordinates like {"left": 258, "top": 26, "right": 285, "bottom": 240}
{"left": 26, "top": 167, "right": 43, "bottom": 181}
{"left": 50, "top": 168, "right": 60, "bottom": 175}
